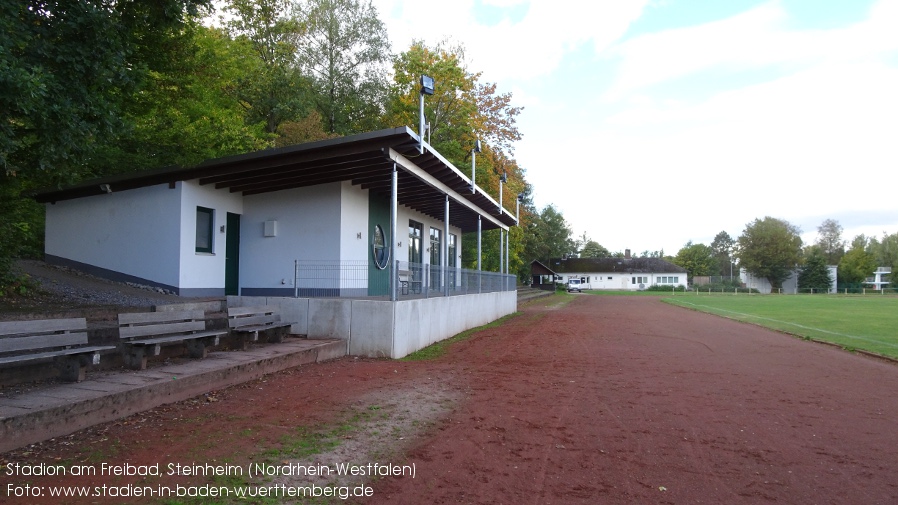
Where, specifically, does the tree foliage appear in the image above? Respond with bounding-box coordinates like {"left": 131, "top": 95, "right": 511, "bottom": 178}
{"left": 838, "top": 240, "right": 878, "bottom": 285}
{"left": 223, "top": 0, "right": 312, "bottom": 134}
{"left": 815, "top": 219, "right": 845, "bottom": 265}
{"left": 798, "top": 249, "right": 832, "bottom": 292}
{"left": 736, "top": 217, "right": 803, "bottom": 290}
{"left": 673, "top": 241, "right": 716, "bottom": 282}
{"left": 580, "top": 240, "right": 611, "bottom": 259}
{"left": 710, "top": 231, "right": 736, "bottom": 277}
{"left": 296, "top": 0, "right": 391, "bottom": 135}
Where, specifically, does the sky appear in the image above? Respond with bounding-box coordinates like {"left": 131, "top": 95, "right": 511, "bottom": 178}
{"left": 370, "top": 0, "right": 898, "bottom": 255}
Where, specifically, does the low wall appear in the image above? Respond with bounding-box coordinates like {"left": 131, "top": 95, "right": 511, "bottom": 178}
{"left": 228, "top": 291, "right": 517, "bottom": 359}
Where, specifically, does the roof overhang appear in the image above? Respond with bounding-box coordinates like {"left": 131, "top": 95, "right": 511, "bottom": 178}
{"left": 35, "top": 127, "right": 518, "bottom": 232}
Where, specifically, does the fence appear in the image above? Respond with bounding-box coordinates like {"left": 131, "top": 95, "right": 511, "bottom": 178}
{"left": 292, "top": 260, "right": 516, "bottom": 299}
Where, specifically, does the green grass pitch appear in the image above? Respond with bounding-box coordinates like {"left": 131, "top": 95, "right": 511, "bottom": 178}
{"left": 662, "top": 294, "right": 898, "bottom": 358}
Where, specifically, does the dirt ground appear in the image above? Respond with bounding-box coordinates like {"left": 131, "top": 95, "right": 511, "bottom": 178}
{"left": 4, "top": 294, "right": 898, "bottom": 504}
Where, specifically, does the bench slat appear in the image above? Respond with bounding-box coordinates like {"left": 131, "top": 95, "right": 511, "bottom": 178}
{"left": 1, "top": 332, "right": 89, "bottom": 353}
{"left": 119, "top": 320, "right": 206, "bottom": 340}
{"left": 0, "top": 318, "right": 87, "bottom": 337}
{"left": 0, "top": 345, "right": 115, "bottom": 366}
{"left": 232, "top": 322, "right": 292, "bottom": 333}
{"left": 119, "top": 310, "right": 205, "bottom": 325}
{"left": 227, "top": 306, "right": 276, "bottom": 317}
{"left": 228, "top": 314, "right": 281, "bottom": 328}
{"left": 124, "top": 330, "right": 225, "bottom": 347}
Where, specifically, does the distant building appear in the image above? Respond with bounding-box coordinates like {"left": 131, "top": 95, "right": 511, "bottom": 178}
{"left": 740, "top": 266, "right": 838, "bottom": 294}
{"left": 545, "top": 250, "right": 687, "bottom": 290}
{"left": 866, "top": 267, "right": 891, "bottom": 289}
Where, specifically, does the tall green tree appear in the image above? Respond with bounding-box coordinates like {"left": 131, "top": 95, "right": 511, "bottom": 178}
{"left": 868, "top": 231, "right": 898, "bottom": 284}
{"left": 710, "top": 231, "right": 736, "bottom": 277}
{"left": 839, "top": 238, "right": 878, "bottom": 286}
{"left": 385, "top": 41, "right": 522, "bottom": 166}
{"left": 96, "top": 24, "right": 272, "bottom": 172}
{"left": 673, "top": 241, "right": 716, "bottom": 283}
{"left": 815, "top": 219, "right": 845, "bottom": 265}
{"left": 798, "top": 249, "right": 833, "bottom": 292}
{"left": 296, "top": 0, "right": 391, "bottom": 135}
{"left": 581, "top": 241, "right": 611, "bottom": 259}
{"left": 0, "top": 0, "right": 210, "bottom": 284}
{"left": 736, "top": 217, "right": 803, "bottom": 290}
{"left": 224, "top": 0, "right": 313, "bottom": 134}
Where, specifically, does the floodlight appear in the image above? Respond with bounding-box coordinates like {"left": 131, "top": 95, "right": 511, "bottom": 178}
{"left": 420, "top": 75, "right": 434, "bottom": 95}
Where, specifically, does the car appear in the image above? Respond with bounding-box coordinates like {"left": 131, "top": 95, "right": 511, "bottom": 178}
{"left": 567, "top": 279, "right": 582, "bottom": 292}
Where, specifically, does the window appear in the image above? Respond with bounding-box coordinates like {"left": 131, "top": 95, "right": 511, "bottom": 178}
{"left": 195, "top": 207, "right": 214, "bottom": 253}
{"left": 448, "top": 234, "right": 457, "bottom": 268}
{"left": 372, "top": 224, "right": 388, "bottom": 270}
{"left": 408, "top": 220, "right": 423, "bottom": 264}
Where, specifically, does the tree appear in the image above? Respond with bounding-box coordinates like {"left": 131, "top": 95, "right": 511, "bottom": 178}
{"left": 295, "top": 0, "right": 391, "bottom": 135}
{"left": 673, "top": 241, "right": 716, "bottom": 283}
{"left": 798, "top": 249, "right": 833, "bottom": 292}
{"left": 838, "top": 239, "right": 878, "bottom": 286}
{"left": 223, "top": 0, "right": 313, "bottom": 134}
{"left": 385, "top": 41, "right": 522, "bottom": 167}
{"left": 0, "top": 0, "right": 211, "bottom": 284}
{"left": 581, "top": 241, "right": 611, "bottom": 259}
{"left": 868, "top": 231, "right": 898, "bottom": 284}
{"left": 815, "top": 219, "right": 845, "bottom": 265}
{"left": 95, "top": 24, "right": 272, "bottom": 172}
{"left": 710, "top": 231, "right": 736, "bottom": 277}
{"left": 736, "top": 217, "right": 803, "bottom": 290}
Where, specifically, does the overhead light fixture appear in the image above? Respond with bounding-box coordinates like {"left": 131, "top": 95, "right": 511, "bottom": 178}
{"left": 420, "top": 75, "right": 434, "bottom": 96}
{"left": 419, "top": 75, "right": 434, "bottom": 153}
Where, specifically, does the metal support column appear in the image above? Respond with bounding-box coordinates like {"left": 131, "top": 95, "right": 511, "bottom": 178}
{"left": 444, "top": 194, "right": 449, "bottom": 297}
{"left": 477, "top": 216, "right": 482, "bottom": 294}
{"left": 390, "top": 163, "right": 398, "bottom": 301}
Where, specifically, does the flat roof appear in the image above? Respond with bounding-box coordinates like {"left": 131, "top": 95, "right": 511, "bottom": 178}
{"left": 35, "top": 127, "right": 517, "bottom": 232}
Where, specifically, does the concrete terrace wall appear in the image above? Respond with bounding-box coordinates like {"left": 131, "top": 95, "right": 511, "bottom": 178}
{"left": 228, "top": 291, "right": 517, "bottom": 359}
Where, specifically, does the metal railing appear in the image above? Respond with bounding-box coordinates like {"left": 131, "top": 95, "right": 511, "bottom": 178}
{"left": 292, "top": 260, "right": 516, "bottom": 299}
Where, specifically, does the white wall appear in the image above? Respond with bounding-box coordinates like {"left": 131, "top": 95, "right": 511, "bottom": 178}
{"left": 240, "top": 183, "right": 343, "bottom": 291}
{"left": 178, "top": 180, "right": 243, "bottom": 291}
{"left": 45, "top": 184, "right": 183, "bottom": 288}
{"left": 563, "top": 272, "right": 685, "bottom": 290}
{"left": 339, "top": 181, "right": 370, "bottom": 263}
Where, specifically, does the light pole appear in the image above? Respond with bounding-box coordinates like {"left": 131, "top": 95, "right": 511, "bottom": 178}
{"left": 471, "top": 139, "right": 481, "bottom": 194}
{"left": 419, "top": 75, "right": 434, "bottom": 154}
{"left": 498, "top": 171, "right": 507, "bottom": 215}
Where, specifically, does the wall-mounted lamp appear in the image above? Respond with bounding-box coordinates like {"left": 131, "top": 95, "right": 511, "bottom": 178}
{"left": 99, "top": 184, "right": 112, "bottom": 194}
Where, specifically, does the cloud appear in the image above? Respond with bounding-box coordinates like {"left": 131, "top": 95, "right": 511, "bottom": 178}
{"left": 372, "top": 0, "right": 649, "bottom": 82}
{"left": 602, "top": 0, "right": 898, "bottom": 100}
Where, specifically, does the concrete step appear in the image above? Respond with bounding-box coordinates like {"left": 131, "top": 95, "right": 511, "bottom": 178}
{"left": 0, "top": 338, "right": 345, "bottom": 453}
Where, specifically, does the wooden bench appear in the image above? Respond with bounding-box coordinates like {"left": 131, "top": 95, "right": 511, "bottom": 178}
{"left": 0, "top": 318, "right": 114, "bottom": 382}
{"left": 227, "top": 306, "right": 295, "bottom": 348}
{"left": 117, "top": 310, "right": 226, "bottom": 370}
{"left": 398, "top": 270, "right": 423, "bottom": 295}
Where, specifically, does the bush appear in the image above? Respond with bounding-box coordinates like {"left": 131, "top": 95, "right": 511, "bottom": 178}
{"left": 645, "top": 285, "right": 687, "bottom": 292}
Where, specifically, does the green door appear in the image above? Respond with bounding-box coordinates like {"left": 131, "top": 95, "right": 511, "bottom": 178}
{"left": 225, "top": 213, "right": 240, "bottom": 296}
